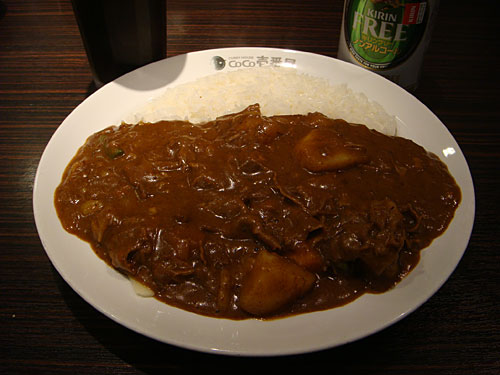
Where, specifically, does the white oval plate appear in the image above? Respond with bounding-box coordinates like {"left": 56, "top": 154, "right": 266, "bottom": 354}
{"left": 33, "top": 47, "right": 475, "bottom": 356}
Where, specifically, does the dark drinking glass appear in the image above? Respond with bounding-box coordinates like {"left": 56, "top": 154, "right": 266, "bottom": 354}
{"left": 71, "top": 0, "right": 166, "bottom": 88}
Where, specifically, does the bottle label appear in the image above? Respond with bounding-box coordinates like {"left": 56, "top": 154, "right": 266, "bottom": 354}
{"left": 344, "top": 0, "right": 428, "bottom": 70}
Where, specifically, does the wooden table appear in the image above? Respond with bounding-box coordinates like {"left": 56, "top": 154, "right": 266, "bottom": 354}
{"left": 1, "top": 0, "right": 499, "bottom": 373}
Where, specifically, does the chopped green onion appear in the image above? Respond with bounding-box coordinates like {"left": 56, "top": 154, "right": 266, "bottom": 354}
{"left": 99, "top": 135, "right": 124, "bottom": 159}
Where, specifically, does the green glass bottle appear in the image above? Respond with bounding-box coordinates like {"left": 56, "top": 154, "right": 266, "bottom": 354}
{"left": 338, "top": 0, "right": 439, "bottom": 91}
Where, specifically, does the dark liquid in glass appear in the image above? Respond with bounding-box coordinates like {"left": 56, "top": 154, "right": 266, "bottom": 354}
{"left": 71, "top": 0, "right": 166, "bottom": 88}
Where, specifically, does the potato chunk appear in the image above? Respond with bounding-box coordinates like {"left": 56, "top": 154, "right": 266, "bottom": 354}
{"left": 239, "top": 250, "right": 316, "bottom": 316}
{"left": 295, "top": 128, "right": 367, "bottom": 172}
{"left": 287, "top": 241, "right": 326, "bottom": 273}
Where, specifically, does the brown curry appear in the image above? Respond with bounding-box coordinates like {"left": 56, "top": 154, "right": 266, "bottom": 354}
{"left": 54, "top": 104, "right": 461, "bottom": 319}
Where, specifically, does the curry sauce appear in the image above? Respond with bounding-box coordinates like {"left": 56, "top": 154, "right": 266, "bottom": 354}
{"left": 54, "top": 105, "right": 461, "bottom": 319}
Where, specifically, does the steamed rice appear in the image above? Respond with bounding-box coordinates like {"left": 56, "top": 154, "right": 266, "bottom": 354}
{"left": 128, "top": 67, "right": 397, "bottom": 136}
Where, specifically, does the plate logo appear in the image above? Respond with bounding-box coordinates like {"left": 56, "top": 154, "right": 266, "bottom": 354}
{"left": 212, "top": 55, "right": 297, "bottom": 70}
{"left": 212, "top": 56, "right": 226, "bottom": 70}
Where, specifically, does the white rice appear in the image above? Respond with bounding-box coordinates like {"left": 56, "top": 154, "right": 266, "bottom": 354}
{"left": 127, "top": 67, "right": 397, "bottom": 136}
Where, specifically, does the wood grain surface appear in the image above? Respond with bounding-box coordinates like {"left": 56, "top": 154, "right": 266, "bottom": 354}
{"left": 1, "top": 0, "right": 499, "bottom": 374}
